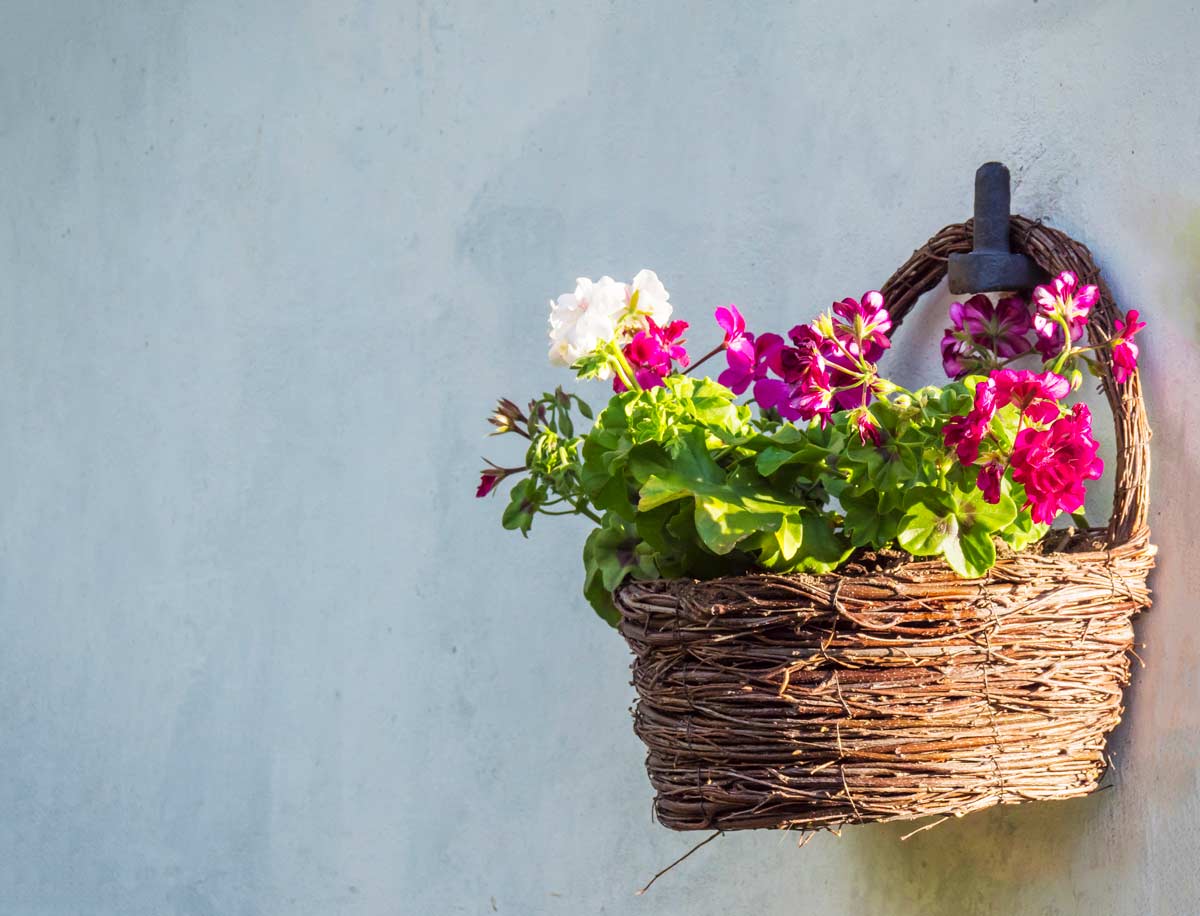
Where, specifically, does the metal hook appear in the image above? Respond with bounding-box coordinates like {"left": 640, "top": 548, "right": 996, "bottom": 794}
{"left": 947, "top": 162, "right": 1045, "bottom": 294}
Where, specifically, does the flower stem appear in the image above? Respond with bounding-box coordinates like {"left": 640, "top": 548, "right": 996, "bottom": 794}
{"left": 996, "top": 347, "right": 1039, "bottom": 368}
{"left": 1002, "top": 412, "right": 1026, "bottom": 476}
{"left": 574, "top": 501, "right": 603, "bottom": 524}
{"left": 609, "top": 342, "right": 640, "bottom": 391}
{"left": 685, "top": 343, "right": 725, "bottom": 376}
{"left": 1051, "top": 314, "right": 1074, "bottom": 374}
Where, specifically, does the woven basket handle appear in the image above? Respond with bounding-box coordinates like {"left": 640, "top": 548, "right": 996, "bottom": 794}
{"left": 879, "top": 216, "right": 1151, "bottom": 546}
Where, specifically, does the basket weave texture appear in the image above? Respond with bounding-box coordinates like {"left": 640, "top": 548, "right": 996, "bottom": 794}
{"left": 616, "top": 218, "right": 1155, "bottom": 832}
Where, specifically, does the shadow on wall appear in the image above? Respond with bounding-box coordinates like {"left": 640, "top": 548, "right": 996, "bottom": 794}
{"left": 847, "top": 793, "right": 1104, "bottom": 916}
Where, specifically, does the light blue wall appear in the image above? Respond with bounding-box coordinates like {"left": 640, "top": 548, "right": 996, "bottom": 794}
{"left": 2, "top": 2, "right": 1198, "bottom": 914}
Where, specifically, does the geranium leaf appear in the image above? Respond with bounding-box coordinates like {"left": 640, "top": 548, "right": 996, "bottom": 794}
{"left": 694, "top": 494, "right": 783, "bottom": 555}
{"left": 953, "top": 526, "right": 996, "bottom": 578}
{"left": 954, "top": 486, "right": 1016, "bottom": 533}
{"left": 897, "top": 502, "right": 959, "bottom": 556}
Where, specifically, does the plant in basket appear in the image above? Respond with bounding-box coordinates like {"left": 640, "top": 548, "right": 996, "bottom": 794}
{"left": 477, "top": 219, "right": 1154, "bottom": 836}
{"left": 481, "top": 269, "right": 1140, "bottom": 620}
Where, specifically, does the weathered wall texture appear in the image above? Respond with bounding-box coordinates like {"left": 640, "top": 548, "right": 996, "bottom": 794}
{"left": 1, "top": 2, "right": 1198, "bottom": 914}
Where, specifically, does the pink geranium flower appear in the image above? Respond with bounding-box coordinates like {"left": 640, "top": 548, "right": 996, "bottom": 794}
{"left": 991, "top": 369, "right": 1069, "bottom": 424}
{"left": 736, "top": 291, "right": 895, "bottom": 428}
{"left": 1010, "top": 403, "right": 1104, "bottom": 524}
{"left": 1032, "top": 271, "right": 1098, "bottom": 360}
{"left": 751, "top": 376, "right": 791, "bottom": 414}
{"left": 1111, "top": 309, "right": 1146, "bottom": 384}
{"left": 783, "top": 323, "right": 830, "bottom": 374}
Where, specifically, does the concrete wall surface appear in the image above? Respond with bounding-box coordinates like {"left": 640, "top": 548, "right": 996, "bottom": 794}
{"left": 2, "top": 2, "right": 1198, "bottom": 914}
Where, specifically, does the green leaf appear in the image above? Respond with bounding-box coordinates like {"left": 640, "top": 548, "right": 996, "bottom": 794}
{"left": 774, "top": 514, "right": 804, "bottom": 562}
{"left": 582, "top": 567, "right": 620, "bottom": 627}
{"left": 632, "top": 429, "right": 842, "bottom": 563}
{"left": 897, "top": 501, "right": 959, "bottom": 556}
{"left": 901, "top": 485, "right": 956, "bottom": 515}
{"left": 996, "top": 487, "right": 1049, "bottom": 552}
{"left": 952, "top": 526, "right": 996, "bottom": 578}
{"left": 693, "top": 494, "right": 784, "bottom": 555}
{"left": 756, "top": 446, "right": 801, "bottom": 477}
{"left": 637, "top": 474, "right": 694, "bottom": 512}
{"left": 898, "top": 484, "right": 1012, "bottom": 577}
{"left": 842, "top": 493, "right": 900, "bottom": 548}
{"left": 501, "top": 479, "right": 539, "bottom": 536}
{"left": 954, "top": 487, "right": 1017, "bottom": 534}
{"left": 756, "top": 427, "right": 844, "bottom": 477}
{"left": 791, "top": 512, "right": 852, "bottom": 571}
{"left": 581, "top": 517, "right": 658, "bottom": 626}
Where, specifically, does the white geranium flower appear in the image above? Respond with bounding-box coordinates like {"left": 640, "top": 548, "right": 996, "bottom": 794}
{"left": 628, "top": 269, "right": 672, "bottom": 325}
{"left": 547, "top": 276, "right": 627, "bottom": 375}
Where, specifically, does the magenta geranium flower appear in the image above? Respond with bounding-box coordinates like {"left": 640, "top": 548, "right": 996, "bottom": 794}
{"left": 1010, "top": 403, "right": 1104, "bottom": 524}
{"left": 752, "top": 294, "right": 895, "bottom": 424}
{"left": 715, "top": 304, "right": 747, "bottom": 347}
{"left": 955, "top": 294, "right": 1033, "bottom": 357}
{"left": 476, "top": 460, "right": 517, "bottom": 498}
{"left": 751, "top": 377, "right": 790, "bottom": 414}
{"left": 786, "top": 379, "right": 836, "bottom": 427}
{"left": 940, "top": 330, "right": 974, "bottom": 379}
{"left": 941, "top": 294, "right": 1033, "bottom": 378}
{"left": 720, "top": 331, "right": 783, "bottom": 396}
{"left": 832, "top": 290, "right": 892, "bottom": 362}
{"left": 942, "top": 377, "right": 997, "bottom": 464}
{"left": 718, "top": 335, "right": 756, "bottom": 394}
{"left": 1032, "top": 271, "right": 1098, "bottom": 361}
{"left": 617, "top": 318, "right": 690, "bottom": 391}
{"left": 851, "top": 408, "right": 882, "bottom": 446}
{"left": 976, "top": 461, "right": 1004, "bottom": 504}
{"left": 784, "top": 323, "right": 830, "bottom": 372}
{"left": 777, "top": 325, "right": 844, "bottom": 423}
{"left": 1111, "top": 309, "right": 1146, "bottom": 384}
{"left": 990, "top": 369, "right": 1069, "bottom": 424}
{"left": 1032, "top": 322, "right": 1074, "bottom": 361}
{"left": 943, "top": 414, "right": 984, "bottom": 463}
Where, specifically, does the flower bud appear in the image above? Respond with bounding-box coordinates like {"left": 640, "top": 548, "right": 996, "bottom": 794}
{"left": 872, "top": 378, "right": 900, "bottom": 397}
{"left": 488, "top": 397, "right": 526, "bottom": 435}
{"left": 1067, "top": 368, "right": 1084, "bottom": 392}
{"left": 488, "top": 411, "right": 515, "bottom": 435}
{"left": 814, "top": 313, "right": 836, "bottom": 340}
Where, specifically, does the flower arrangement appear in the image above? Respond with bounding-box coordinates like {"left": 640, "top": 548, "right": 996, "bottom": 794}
{"left": 479, "top": 269, "right": 1145, "bottom": 624}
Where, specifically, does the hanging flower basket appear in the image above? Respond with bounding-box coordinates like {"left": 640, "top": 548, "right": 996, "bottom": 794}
{"left": 617, "top": 217, "right": 1153, "bottom": 831}
{"left": 478, "top": 173, "right": 1153, "bottom": 836}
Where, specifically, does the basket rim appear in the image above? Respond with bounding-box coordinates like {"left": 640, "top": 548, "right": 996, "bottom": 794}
{"left": 615, "top": 523, "right": 1154, "bottom": 602}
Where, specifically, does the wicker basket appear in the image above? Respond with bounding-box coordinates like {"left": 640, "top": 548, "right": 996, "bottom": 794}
{"left": 616, "top": 218, "right": 1155, "bottom": 833}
